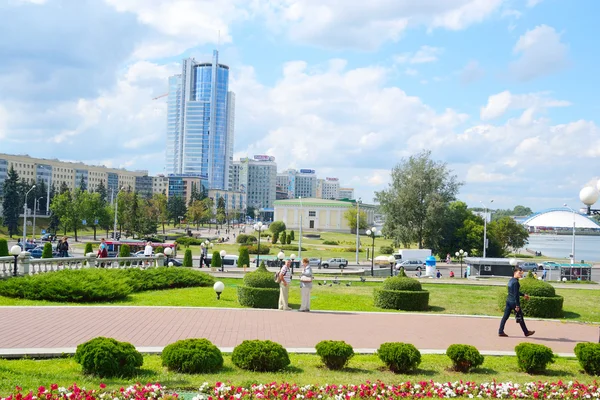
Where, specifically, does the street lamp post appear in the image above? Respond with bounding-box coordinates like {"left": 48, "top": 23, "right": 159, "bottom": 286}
{"left": 290, "top": 253, "right": 297, "bottom": 275}
{"left": 579, "top": 183, "right": 600, "bottom": 216}
{"left": 32, "top": 197, "right": 43, "bottom": 239}
{"left": 455, "top": 249, "right": 468, "bottom": 278}
{"left": 298, "top": 196, "right": 303, "bottom": 258}
{"left": 254, "top": 222, "right": 264, "bottom": 266}
{"left": 164, "top": 247, "right": 173, "bottom": 266}
{"left": 564, "top": 203, "right": 576, "bottom": 265}
{"left": 113, "top": 187, "right": 123, "bottom": 240}
{"left": 23, "top": 185, "right": 36, "bottom": 247}
{"left": 220, "top": 249, "right": 227, "bottom": 272}
{"left": 388, "top": 255, "right": 395, "bottom": 277}
{"left": 355, "top": 198, "right": 361, "bottom": 264}
{"left": 277, "top": 251, "right": 285, "bottom": 272}
{"left": 10, "top": 245, "right": 21, "bottom": 276}
{"left": 365, "top": 227, "right": 380, "bottom": 277}
{"left": 480, "top": 200, "right": 493, "bottom": 258}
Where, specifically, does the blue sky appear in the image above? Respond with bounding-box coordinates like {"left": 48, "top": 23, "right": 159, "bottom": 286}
{"left": 1, "top": 0, "right": 599, "bottom": 211}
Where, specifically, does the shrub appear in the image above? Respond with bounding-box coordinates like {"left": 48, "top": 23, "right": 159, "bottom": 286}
{"left": 374, "top": 276, "right": 429, "bottom": 311}
{"left": 498, "top": 277, "right": 563, "bottom": 318}
{"left": 74, "top": 337, "right": 143, "bottom": 377}
{"left": 520, "top": 277, "right": 556, "bottom": 297}
{"left": 383, "top": 276, "right": 423, "bottom": 291}
{"left": 161, "top": 338, "right": 223, "bottom": 373}
{"left": 377, "top": 342, "right": 421, "bottom": 373}
{"left": 42, "top": 242, "right": 53, "bottom": 258}
{"left": 322, "top": 240, "right": 339, "bottom": 245}
{"left": 279, "top": 245, "right": 306, "bottom": 251}
{"left": 238, "top": 246, "right": 250, "bottom": 268}
{"left": 280, "top": 231, "right": 287, "bottom": 244}
{"left": 380, "top": 245, "right": 394, "bottom": 254}
{"left": 0, "top": 239, "right": 8, "bottom": 257}
{"left": 175, "top": 237, "right": 207, "bottom": 246}
{"left": 238, "top": 266, "right": 279, "bottom": 308}
{"left": 245, "top": 244, "right": 271, "bottom": 255}
{"left": 269, "top": 221, "right": 286, "bottom": 235}
{"left": 243, "top": 269, "right": 279, "bottom": 289}
{"left": 515, "top": 342, "right": 555, "bottom": 373}
{"left": 237, "top": 234, "right": 256, "bottom": 244}
{"left": 446, "top": 344, "right": 484, "bottom": 372}
{"left": 211, "top": 251, "right": 222, "bottom": 269}
{"left": 574, "top": 342, "right": 600, "bottom": 375}
{"left": 120, "top": 267, "right": 214, "bottom": 292}
{"left": 286, "top": 235, "right": 291, "bottom": 245}
{"left": 271, "top": 232, "right": 279, "bottom": 244}
{"left": 84, "top": 242, "right": 93, "bottom": 255}
{"left": 119, "top": 244, "right": 131, "bottom": 266}
{"left": 289, "top": 231, "right": 295, "bottom": 241}
{"left": 155, "top": 246, "right": 164, "bottom": 254}
{"left": 183, "top": 249, "right": 193, "bottom": 267}
{"left": 232, "top": 340, "right": 290, "bottom": 372}
{"left": 315, "top": 340, "right": 354, "bottom": 370}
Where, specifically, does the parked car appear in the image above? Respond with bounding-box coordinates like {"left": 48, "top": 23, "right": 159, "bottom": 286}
{"left": 41, "top": 233, "right": 56, "bottom": 242}
{"left": 540, "top": 261, "right": 561, "bottom": 270}
{"left": 395, "top": 259, "right": 425, "bottom": 271}
{"left": 519, "top": 262, "right": 538, "bottom": 272}
{"left": 134, "top": 250, "right": 152, "bottom": 257}
{"left": 30, "top": 246, "right": 44, "bottom": 259}
{"left": 308, "top": 258, "right": 321, "bottom": 267}
{"left": 166, "top": 258, "right": 183, "bottom": 267}
{"left": 321, "top": 258, "right": 348, "bottom": 269}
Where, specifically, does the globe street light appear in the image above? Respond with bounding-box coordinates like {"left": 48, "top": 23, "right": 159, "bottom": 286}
{"left": 388, "top": 255, "right": 396, "bottom": 277}
{"left": 213, "top": 281, "right": 225, "bottom": 300}
{"left": 480, "top": 200, "right": 493, "bottom": 258}
{"left": 365, "top": 227, "right": 381, "bottom": 277}
{"left": 219, "top": 249, "right": 227, "bottom": 272}
{"left": 580, "top": 183, "right": 600, "bottom": 215}
{"left": 290, "top": 253, "right": 297, "bottom": 275}
{"left": 164, "top": 246, "right": 173, "bottom": 266}
{"left": 455, "top": 249, "right": 468, "bottom": 278}
{"left": 563, "top": 203, "right": 576, "bottom": 265}
{"left": 277, "top": 251, "right": 285, "bottom": 271}
{"left": 10, "top": 245, "right": 21, "bottom": 276}
{"left": 254, "top": 222, "right": 264, "bottom": 266}
{"left": 23, "top": 185, "right": 36, "bottom": 246}
{"left": 355, "top": 198, "right": 361, "bottom": 264}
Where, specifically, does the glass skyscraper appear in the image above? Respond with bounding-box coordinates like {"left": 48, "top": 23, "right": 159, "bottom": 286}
{"left": 165, "top": 50, "right": 235, "bottom": 190}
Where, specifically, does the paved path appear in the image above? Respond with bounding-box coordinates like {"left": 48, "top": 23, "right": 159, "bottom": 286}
{"left": 0, "top": 306, "right": 597, "bottom": 357}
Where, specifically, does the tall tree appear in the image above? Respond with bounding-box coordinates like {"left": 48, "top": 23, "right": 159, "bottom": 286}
{"left": 50, "top": 189, "right": 84, "bottom": 241}
{"left": 216, "top": 197, "right": 226, "bottom": 227}
{"left": 489, "top": 216, "right": 530, "bottom": 256}
{"left": 34, "top": 179, "right": 48, "bottom": 215}
{"left": 2, "top": 166, "right": 21, "bottom": 237}
{"left": 437, "top": 201, "right": 484, "bottom": 258}
{"left": 81, "top": 192, "right": 107, "bottom": 240}
{"left": 167, "top": 195, "right": 187, "bottom": 226}
{"left": 343, "top": 208, "right": 368, "bottom": 234}
{"left": 152, "top": 193, "right": 169, "bottom": 234}
{"left": 79, "top": 176, "right": 87, "bottom": 191}
{"left": 47, "top": 183, "right": 60, "bottom": 233}
{"left": 59, "top": 182, "right": 70, "bottom": 194}
{"left": 96, "top": 180, "right": 108, "bottom": 204}
{"left": 139, "top": 198, "right": 158, "bottom": 237}
{"left": 187, "top": 199, "right": 207, "bottom": 230}
{"left": 375, "top": 150, "right": 462, "bottom": 250}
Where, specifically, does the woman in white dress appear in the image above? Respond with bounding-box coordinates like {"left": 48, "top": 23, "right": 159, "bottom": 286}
{"left": 299, "top": 257, "right": 313, "bottom": 312}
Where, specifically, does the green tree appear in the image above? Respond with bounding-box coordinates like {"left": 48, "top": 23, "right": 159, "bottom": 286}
{"left": 80, "top": 192, "right": 106, "bottom": 240}
{"left": 2, "top": 166, "right": 21, "bottom": 237}
{"left": 238, "top": 246, "right": 250, "bottom": 269}
{"left": 42, "top": 242, "right": 53, "bottom": 258}
{"left": 269, "top": 221, "right": 286, "bottom": 235}
{"left": 187, "top": 199, "right": 207, "bottom": 230}
{"left": 437, "top": 201, "right": 484, "bottom": 257}
{"left": 84, "top": 242, "right": 93, "bottom": 255}
{"left": 211, "top": 250, "right": 222, "bottom": 269}
{"left": 139, "top": 198, "right": 158, "bottom": 237}
{"left": 375, "top": 150, "right": 462, "bottom": 250}
{"left": 119, "top": 243, "right": 131, "bottom": 266}
{"left": 47, "top": 183, "right": 60, "bottom": 233}
{"left": 183, "top": 249, "right": 193, "bottom": 267}
{"left": 167, "top": 195, "right": 187, "bottom": 226}
{"left": 289, "top": 231, "right": 295, "bottom": 241}
{"left": 286, "top": 235, "right": 292, "bottom": 245}
{"left": 489, "top": 216, "right": 529, "bottom": 256}
{"left": 96, "top": 180, "right": 108, "bottom": 204}
{"left": 50, "top": 189, "right": 85, "bottom": 241}
{"left": 0, "top": 239, "right": 8, "bottom": 256}
{"left": 343, "top": 208, "right": 368, "bottom": 234}
{"left": 271, "top": 231, "right": 279, "bottom": 244}
{"left": 59, "top": 182, "right": 70, "bottom": 194}
{"left": 79, "top": 176, "right": 87, "bottom": 191}
{"left": 34, "top": 179, "right": 48, "bottom": 215}
{"left": 152, "top": 193, "right": 169, "bottom": 234}
{"left": 216, "top": 197, "right": 226, "bottom": 227}
{"left": 280, "top": 231, "right": 287, "bottom": 245}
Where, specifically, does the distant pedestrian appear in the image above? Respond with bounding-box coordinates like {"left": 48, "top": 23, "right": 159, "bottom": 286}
{"left": 436, "top": 270, "right": 442, "bottom": 279}
{"left": 299, "top": 257, "right": 313, "bottom": 312}
{"left": 97, "top": 238, "right": 108, "bottom": 267}
{"left": 498, "top": 266, "right": 535, "bottom": 338}
{"left": 58, "top": 237, "right": 69, "bottom": 257}
{"left": 144, "top": 241, "right": 153, "bottom": 266}
{"left": 446, "top": 253, "right": 451, "bottom": 264}
{"left": 277, "top": 260, "right": 292, "bottom": 311}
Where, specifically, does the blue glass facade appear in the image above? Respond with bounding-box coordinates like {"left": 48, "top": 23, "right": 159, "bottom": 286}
{"left": 0, "top": 159, "right": 8, "bottom": 197}
{"left": 75, "top": 169, "right": 88, "bottom": 189}
{"left": 165, "top": 51, "right": 234, "bottom": 190}
{"left": 107, "top": 173, "right": 119, "bottom": 196}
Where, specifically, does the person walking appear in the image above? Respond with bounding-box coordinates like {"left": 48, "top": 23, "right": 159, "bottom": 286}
{"left": 59, "top": 237, "right": 69, "bottom": 257}
{"left": 97, "top": 238, "right": 108, "bottom": 267}
{"left": 299, "top": 257, "right": 313, "bottom": 312}
{"left": 144, "top": 241, "right": 153, "bottom": 267}
{"left": 278, "top": 259, "right": 292, "bottom": 311}
{"left": 499, "top": 266, "right": 535, "bottom": 337}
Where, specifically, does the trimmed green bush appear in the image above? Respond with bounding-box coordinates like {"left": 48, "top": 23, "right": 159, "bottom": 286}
{"left": 322, "top": 240, "right": 339, "bottom": 245}
{"left": 237, "top": 264, "right": 279, "bottom": 308}
{"left": 446, "top": 344, "right": 484, "bottom": 372}
{"left": 119, "top": 243, "right": 131, "bottom": 266}
{"left": 289, "top": 231, "right": 295, "bottom": 241}
{"left": 515, "top": 342, "right": 555, "bottom": 373}
{"left": 232, "top": 340, "right": 290, "bottom": 372}
{"left": 238, "top": 246, "right": 250, "bottom": 268}
{"left": 269, "top": 221, "right": 286, "bottom": 235}
{"left": 374, "top": 276, "right": 429, "bottom": 311}
{"left": 155, "top": 246, "right": 164, "bottom": 254}
{"left": 498, "top": 277, "right": 563, "bottom": 318}
{"left": 315, "top": 340, "right": 354, "bottom": 370}
{"left": 0, "top": 239, "right": 8, "bottom": 257}
{"left": 119, "top": 267, "right": 215, "bottom": 292}
{"left": 161, "top": 338, "right": 223, "bottom": 374}
{"left": 279, "top": 245, "right": 306, "bottom": 251}
{"left": 280, "top": 231, "right": 287, "bottom": 245}
{"left": 245, "top": 244, "right": 271, "bottom": 255}
{"left": 271, "top": 231, "right": 279, "bottom": 244}
{"left": 183, "top": 249, "right": 193, "bottom": 267}
{"left": 42, "top": 242, "right": 53, "bottom": 259}
{"left": 84, "top": 242, "right": 93, "bottom": 255}
{"left": 377, "top": 342, "right": 421, "bottom": 373}
{"left": 243, "top": 269, "right": 279, "bottom": 289}
{"left": 211, "top": 251, "right": 222, "bottom": 269}
{"left": 175, "top": 237, "right": 206, "bottom": 246}
{"left": 574, "top": 342, "right": 600, "bottom": 375}
{"left": 379, "top": 245, "right": 394, "bottom": 254}
{"left": 74, "top": 337, "right": 143, "bottom": 377}
{"left": 286, "top": 235, "right": 291, "bottom": 245}
{"left": 236, "top": 234, "right": 257, "bottom": 244}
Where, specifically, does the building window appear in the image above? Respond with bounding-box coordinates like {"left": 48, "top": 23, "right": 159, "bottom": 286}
{"left": 308, "top": 211, "right": 316, "bottom": 217}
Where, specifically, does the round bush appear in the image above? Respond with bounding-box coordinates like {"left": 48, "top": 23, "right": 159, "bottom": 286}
{"left": 244, "top": 244, "right": 271, "bottom": 255}
{"left": 236, "top": 234, "right": 250, "bottom": 244}
{"left": 574, "top": 342, "right": 600, "bottom": 375}
{"left": 237, "top": 286, "right": 279, "bottom": 309}
{"left": 379, "top": 245, "right": 394, "bottom": 255}
{"left": 515, "top": 342, "right": 555, "bottom": 373}
{"left": 377, "top": 342, "right": 421, "bottom": 373}
{"left": 519, "top": 277, "right": 556, "bottom": 297}
{"left": 74, "top": 337, "right": 143, "bottom": 377}
{"left": 162, "top": 338, "right": 223, "bottom": 373}
{"left": 498, "top": 278, "right": 563, "bottom": 318}
{"left": 231, "top": 340, "right": 290, "bottom": 372}
{"left": 315, "top": 340, "right": 354, "bottom": 370}
{"left": 446, "top": 344, "right": 484, "bottom": 372}
{"left": 374, "top": 289, "right": 429, "bottom": 311}
{"left": 243, "top": 270, "right": 279, "bottom": 289}
{"left": 383, "top": 276, "right": 423, "bottom": 291}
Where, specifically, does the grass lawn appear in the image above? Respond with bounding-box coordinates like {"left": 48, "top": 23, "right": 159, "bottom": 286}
{"left": 1, "top": 278, "right": 599, "bottom": 323}
{"left": 0, "top": 353, "right": 592, "bottom": 396}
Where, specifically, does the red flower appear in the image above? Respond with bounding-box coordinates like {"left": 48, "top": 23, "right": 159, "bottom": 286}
{"left": 99, "top": 383, "right": 106, "bottom": 389}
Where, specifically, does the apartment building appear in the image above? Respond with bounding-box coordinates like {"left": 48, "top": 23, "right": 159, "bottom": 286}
{"left": 233, "top": 155, "right": 277, "bottom": 211}
{"left": 276, "top": 168, "right": 317, "bottom": 199}
{"left": 338, "top": 187, "right": 355, "bottom": 200}
{"left": 317, "top": 177, "right": 340, "bottom": 200}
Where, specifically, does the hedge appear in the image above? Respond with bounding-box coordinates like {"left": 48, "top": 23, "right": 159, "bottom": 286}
{"left": 0, "top": 239, "right": 8, "bottom": 257}
{"left": 236, "top": 234, "right": 257, "bottom": 244}
{"left": 498, "top": 277, "right": 563, "bottom": 318}
{"left": 279, "top": 245, "right": 306, "bottom": 251}
{"left": 244, "top": 244, "right": 271, "bottom": 255}
{"left": 374, "top": 289, "right": 430, "bottom": 311}
{"left": 575, "top": 342, "right": 600, "bottom": 375}
{"left": 237, "top": 264, "right": 279, "bottom": 308}
{"left": 379, "top": 245, "right": 394, "bottom": 254}
{"left": 175, "top": 237, "right": 206, "bottom": 246}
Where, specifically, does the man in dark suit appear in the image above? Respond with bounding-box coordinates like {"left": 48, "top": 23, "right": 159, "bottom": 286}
{"left": 499, "top": 266, "right": 535, "bottom": 337}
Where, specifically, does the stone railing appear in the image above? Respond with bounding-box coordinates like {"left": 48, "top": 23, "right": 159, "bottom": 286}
{"left": 1, "top": 253, "right": 166, "bottom": 277}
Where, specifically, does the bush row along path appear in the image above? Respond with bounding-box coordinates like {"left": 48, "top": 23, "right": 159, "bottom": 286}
{"left": 0, "top": 306, "right": 596, "bottom": 357}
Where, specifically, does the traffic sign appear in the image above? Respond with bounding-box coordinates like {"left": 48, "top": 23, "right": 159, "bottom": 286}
{"left": 82, "top": 219, "right": 87, "bottom": 225}
{"left": 41, "top": 230, "right": 46, "bottom": 234}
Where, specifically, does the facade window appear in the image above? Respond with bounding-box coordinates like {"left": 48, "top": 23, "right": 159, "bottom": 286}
{"left": 308, "top": 211, "right": 316, "bottom": 217}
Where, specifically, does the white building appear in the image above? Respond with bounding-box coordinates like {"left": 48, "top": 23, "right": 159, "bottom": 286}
{"left": 317, "top": 178, "right": 340, "bottom": 200}
{"left": 338, "top": 187, "right": 355, "bottom": 200}
{"left": 233, "top": 155, "right": 277, "bottom": 211}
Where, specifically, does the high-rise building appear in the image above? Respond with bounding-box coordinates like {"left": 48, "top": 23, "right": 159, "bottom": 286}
{"left": 165, "top": 51, "right": 235, "bottom": 190}
{"left": 276, "top": 168, "right": 317, "bottom": 199}
{"left": 233, "top": 155, "right": 277, "bottom": 211}
{"left": 317, "top": 177, "right": 340, "bottom": 200}
{"left": 338, "top": 187, "right": 355, "bottom": 200}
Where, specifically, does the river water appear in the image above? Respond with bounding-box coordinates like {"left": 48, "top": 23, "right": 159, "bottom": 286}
{"left": 521, "top": 234, "right": 600, "bottom": 262}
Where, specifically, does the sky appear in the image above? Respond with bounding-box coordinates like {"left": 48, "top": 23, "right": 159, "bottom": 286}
{"left": 1, "top": 0, "right": 599, "bottom": 211}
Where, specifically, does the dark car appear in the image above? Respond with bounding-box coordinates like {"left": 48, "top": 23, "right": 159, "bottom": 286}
{"left": 41, "top": 233, "right": 56, "bottom": 242}
{"left": 166, "top": 258, "right": 182, "bottom": 267}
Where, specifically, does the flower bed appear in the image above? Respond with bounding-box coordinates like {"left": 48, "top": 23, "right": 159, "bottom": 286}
{"left": 4, "top": 380, "right": 600, "bottom": 400}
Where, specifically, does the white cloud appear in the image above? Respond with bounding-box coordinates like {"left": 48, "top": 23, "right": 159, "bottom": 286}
{"left": 510, "top": 25, "right": 569, "bottom": 81}
{"left": 526, "top": 0, "right": 544, "bottom": 7}
{"left": 0, "top": 105, "right": 8, "bottom": 139}
{"left": 466, "top": 164, "right": 511, "bottom": 182}
{"left": 459, "top": 60, "right": 484, "bottom": 84}
{"left": 480, "top": 90, "right": 570, "bottom": 121}
{"left": 395, "top": 46, "right": 444, "bottom": 64}
{"left": 404, "top": 68, "right": 418, "bottom": 76}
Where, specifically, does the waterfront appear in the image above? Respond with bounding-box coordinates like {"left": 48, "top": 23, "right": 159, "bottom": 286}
{"left": 521, "top": 234, "right": 600, "bottom": 262}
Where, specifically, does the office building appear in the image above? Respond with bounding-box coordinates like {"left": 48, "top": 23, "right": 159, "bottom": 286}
{"left": 317, "top": 178, "right": 340, "bottom": 200}
{"left": 166, "top": 176, "right": 208, "bottom": 205}
{"left": 233, "top": 155, "right": 277, "bottom": 212}
{"left": 208, "top": 189, "right": 246, "bottom": 214}
{"left": 165, "top": 51, "right": 235, "bottom": 190}
{"left": 338, "top": 187, "right": 355, "bottom": 200}
{"left": 276, "top": 168, "right": 317, "bottom": 199}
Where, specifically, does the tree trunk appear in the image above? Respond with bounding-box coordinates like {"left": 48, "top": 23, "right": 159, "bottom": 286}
{"left": 93, "top": 226, "right": 97, "bottom": 240}
{"left": 162, "top": 222, "right": 165, "bottom": 234}
{"left": 74, "top": 227, "right": 78, "bottom": 242}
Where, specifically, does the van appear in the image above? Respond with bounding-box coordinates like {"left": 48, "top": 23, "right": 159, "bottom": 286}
{"left": 205, "top": 254, "right": 239, "bottom": 268}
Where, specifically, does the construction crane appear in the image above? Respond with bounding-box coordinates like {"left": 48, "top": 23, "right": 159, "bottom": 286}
{"left": 152, "top": 93, "right": 168, "bottom": 100}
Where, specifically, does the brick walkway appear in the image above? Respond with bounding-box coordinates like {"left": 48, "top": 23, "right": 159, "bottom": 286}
{"left": 0, "top": 306, "right": 597, "bottom": 356}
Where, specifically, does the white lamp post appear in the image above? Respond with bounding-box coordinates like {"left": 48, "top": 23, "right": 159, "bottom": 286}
{"left": 455, "top": 249, "right": 468, "bottom": 278}
{"left": 365, "top": 227, "right": 380, "bottom": 277}
{"left": 23, "top": 185, "right": 36, "bottom": 247}
{"left": 388, "top": 255, "right": 396, "bottom": 277}
{"left": 298, "top": 196, "right": 303, "bottom": 258}
{"left": 480, "top": 200, "right": 493, "bottom": 258}
{"left": 32, "top": 196, "right": 43, "bottom": 240}
{"left": 277, "top": 251, "right": 285, "bottom": 270}
{"left": 213, "top": 281, "right": 225, "bottom": 300}
{"left": 290, "top": 253, "right": 297, "bottom": 274}
{"left": 10, "top": 245, "right": 21, "bottom": 276}
{"left": 580, "top": 184, "right": 600, "bottom": 215}
{"left": 219, "top": 249, "right": 227, "bottom": 272}
{"left": 164, "top": 246, "right": 173, "bottom": 266}
{"left": 563, "top": 203, "right": 576, "bottom": 265}
{"left": 355, "top": 198, "right": 361, "bottom": 264}
{"left": 113, "top": 187, "right": 123, "bottom": 240}
{"left": 254, "top": 221, "right": 264, "bottom": 266}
